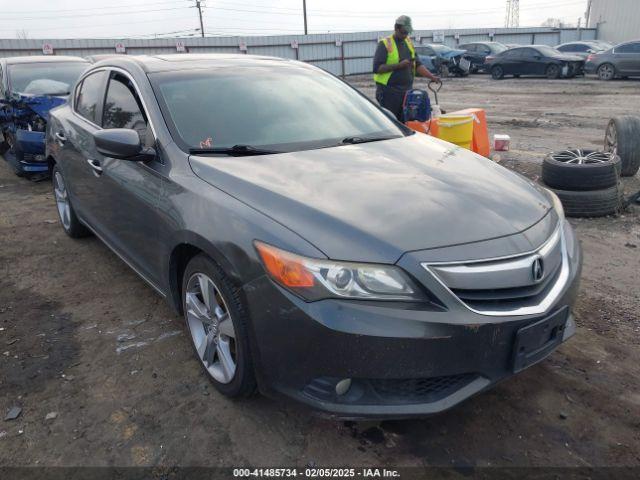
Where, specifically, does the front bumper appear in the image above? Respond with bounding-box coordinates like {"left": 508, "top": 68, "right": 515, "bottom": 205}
{"left": 11, "top": 129, "right": 48, "bottom": 173}
{"left": 243, "top": 221, "right": 582, "bottom": 419}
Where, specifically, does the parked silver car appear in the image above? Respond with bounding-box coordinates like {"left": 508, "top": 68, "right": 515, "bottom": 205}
{"left": 584, "top": 40, "right": 640, "bottom": 80}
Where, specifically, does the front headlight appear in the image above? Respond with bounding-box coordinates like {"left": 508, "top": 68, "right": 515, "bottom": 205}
{"left": 255, "top": 241, "right": 423, "bottom": 301}
{"left": 546, "top": 189, "right": 565, "bottom": 220}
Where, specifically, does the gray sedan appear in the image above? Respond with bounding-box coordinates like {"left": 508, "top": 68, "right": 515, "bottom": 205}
{"left": 585, "top": 40, "right": 640, "bottom": 80}
{"left": 45, "top": 54, "right": 581, "bottom": 418}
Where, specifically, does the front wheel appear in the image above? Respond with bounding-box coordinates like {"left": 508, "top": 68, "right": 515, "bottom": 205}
{"left": 182, "top": 254, "right": 256, "bottom": 397}
{"left": 597, "top": 63, "right": 615, "bottom": 81}
{"left": 546, "top": 64, "right": 561, "bottom": 79}
{"left": 52, "top": 164, "right": 90, "bottom": 238}
{"left": 491, "top": 65, "right": 504, "bottom": 80}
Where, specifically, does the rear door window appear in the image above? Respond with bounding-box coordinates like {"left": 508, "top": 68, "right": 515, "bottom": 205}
{"left": 75, "top": 71, "right": 108, "bottom": 125}
{"left": 615, "top": 43, "right": 639, "bottom": 53}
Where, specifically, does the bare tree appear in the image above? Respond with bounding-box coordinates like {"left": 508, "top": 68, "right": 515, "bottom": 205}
{"left": 16, "top": 29, "right": 29, "bottom": 39}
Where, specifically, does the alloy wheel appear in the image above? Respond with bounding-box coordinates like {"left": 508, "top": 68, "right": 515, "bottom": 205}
{"left": 604, "top": 123, "right": 617, "bottom": 155}
{"left": 54, "top": 171, "right": 71, "bottom": 230}
{"left": 598, "top": 64, "right": 614, "bottom": 81}
{"left": 550, "top": 149, "right": 616, "bottom": 165}
{"left": 185, "top": 272, "right": 237, "bottom": 384}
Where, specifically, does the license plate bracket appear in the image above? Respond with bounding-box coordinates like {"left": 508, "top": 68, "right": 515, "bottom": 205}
{"left": 512, "top": 307, "right": 568, "bottom": 373}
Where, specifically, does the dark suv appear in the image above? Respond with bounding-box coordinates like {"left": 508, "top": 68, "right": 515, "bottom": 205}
{"left": 46, "top": 55, "right": 581, "bottom": 418}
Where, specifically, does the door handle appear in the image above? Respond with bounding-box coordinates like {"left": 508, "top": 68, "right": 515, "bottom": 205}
{"left": 55, "top": 132, "right": 66, "bottom": 145}
{"left": 87, "top": 158, "right": 103, "bottom": 174}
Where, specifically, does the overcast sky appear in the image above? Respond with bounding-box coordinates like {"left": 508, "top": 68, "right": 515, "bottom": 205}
{"left": 1, "top": 0, "right": 588, "bottom": 39}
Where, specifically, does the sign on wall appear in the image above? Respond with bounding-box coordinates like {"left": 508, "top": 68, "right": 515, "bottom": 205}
{"left": 176, "top": 40, "right": 187, "bottom": 52}
{"left": 290, "top": 40, "right": 299, "bottom": 49}
{"left": 239, "top": 41, "right": 247, "bottom": 51}
{"left": 42, "top": 43, "right": 54, "bottom": 55}
{"left": 115, "top": 42, "right": 126, "bottom": 53}
{"left": 335, "top": 39, "right": 342, "bottom": 47}
{"left": 432, "top": 32, "right": 445, "bottom": 43}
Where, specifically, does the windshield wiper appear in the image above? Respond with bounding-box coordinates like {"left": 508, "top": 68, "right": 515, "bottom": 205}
{"left": 340, "top": 135, "right": 400, "bottom": 145}
{"left": 189, "top": 144, "right": 282, "bottom": 156}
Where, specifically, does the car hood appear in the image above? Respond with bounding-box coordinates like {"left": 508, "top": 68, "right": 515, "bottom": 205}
{"left": 10, "top": 93, "right": 67, "bottom": 119}
{"left": 189, "top": 134, "right": 552, "bottom": 263}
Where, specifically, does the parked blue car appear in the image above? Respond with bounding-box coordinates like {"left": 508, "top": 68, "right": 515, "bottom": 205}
{"left": 414, "top": 44, "right": 470, "bottom": 77}
{"left": 0, "top": 56, "right": 89, "bottom": 177}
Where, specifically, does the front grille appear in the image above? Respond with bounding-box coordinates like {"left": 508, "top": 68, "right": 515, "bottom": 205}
{"left": 424, "top": 226, "right": 568, "bottom": 315}
{"left": 452, "top": 259, "right": 562, "bottom": 305}
{"left": 302, "top": 373, "right": 479, "bottom": 406}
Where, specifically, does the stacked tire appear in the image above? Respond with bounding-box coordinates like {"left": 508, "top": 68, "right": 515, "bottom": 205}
{"left": 542, "top": 149, "right": 623, "bottom": 218}
{"left": 604, "top": 116, "right": 640, "bottom": 177}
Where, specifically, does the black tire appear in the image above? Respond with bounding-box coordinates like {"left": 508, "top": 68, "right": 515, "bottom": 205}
{"left": 547, "top": 184, "right": 623, "bottom": 218}
{"left": 605, "top": 116, "right": 640, "bottom": 177}
{"left": 491, "top": 65, "right": 504, "bottom": 80}
{"left": 542, "top": 150, "right": 621, "bottom": 191}
{"left": 546, "top": 64, "right": 561, "bottom": 79}
{"left": 597, "top": 63, "right": 615, "bottom": 81}
{"left": 182, "top": 254, "right": 257, "bottom": 398}
{"left": 51, "top": 164, "right": 90, "bottom": 238}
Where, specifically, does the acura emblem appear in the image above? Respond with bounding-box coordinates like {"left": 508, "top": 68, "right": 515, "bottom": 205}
{"left": 532, "top": 257, "right": 544, "bottom": 283}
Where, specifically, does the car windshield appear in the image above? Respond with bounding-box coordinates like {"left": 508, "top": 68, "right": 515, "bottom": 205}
{"left": 489, "top": 43, "right": 508, "bottom": 53}
{"left": 429, "top": 45, "right": 452, "bottom": 54}
{"left": 536, "top": 46, "right": 562, "bottom": 57}
{"left": 8, "top": 62, "right": 88, "bottom": 95}
{"left": 151, "top": 66, "right": 405, "bottom": 152}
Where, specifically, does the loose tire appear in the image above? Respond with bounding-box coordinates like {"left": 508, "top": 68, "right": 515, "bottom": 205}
{"left": 52, "top": 164, "right": 90, "bottom": 238}
{"left": 182, "top": 254, "right": 256, "bottom": 398}
{"left": 542, "top": 150, "right": 621, "bottom": 191}
{"left": 547, "top": 184, "right": 623, "bottom": 218}
{"left": 546, "top": 64, "right": 561, "bottom": 79}
{"left": 491, "top": 65, "right": 504, "bottom": 80}
{"left": 605, "top": 116, "right": 640, "bottom": 176}
{"left": 597, "top": 63, "right": 615, "bottom": 81}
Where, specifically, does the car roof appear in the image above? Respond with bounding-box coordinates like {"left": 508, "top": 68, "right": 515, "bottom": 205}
{"left": 90, "top": 53, "right": 303, "bottom": 74}
{"left": 4, "top": 55, "right": 90, "bottom": 65}
{"left": 557, "top": 41, "right": 594, "bottom": 46}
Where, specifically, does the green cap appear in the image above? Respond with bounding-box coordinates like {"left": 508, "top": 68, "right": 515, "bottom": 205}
{"left": 395, "top": 15, "right": 413, "bottom": 33}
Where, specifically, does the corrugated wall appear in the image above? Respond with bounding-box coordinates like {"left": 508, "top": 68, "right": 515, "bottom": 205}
{"left": 589, "top": 0, "right": 640, "bottom": 44}
{"left": 0, "top": 27, "right": 596, "bottom": 77}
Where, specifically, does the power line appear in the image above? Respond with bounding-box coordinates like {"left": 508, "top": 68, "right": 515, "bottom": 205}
{"left": 1, "top": 0, "right": 190, "bottom": 15}
{"left": 0, "top": 6, "right": 193, "bottom": 22}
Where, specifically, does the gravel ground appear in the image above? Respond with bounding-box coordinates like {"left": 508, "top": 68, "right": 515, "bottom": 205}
{"left": 0, "top": 74, "right": 639, "bottom": 469}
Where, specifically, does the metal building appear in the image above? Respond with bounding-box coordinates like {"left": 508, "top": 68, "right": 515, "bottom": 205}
{"left": 0, "top": 27, "right": 596, "bottom": 77}
{"left": 588, "top": 0, "right": 640, "bottom": 45}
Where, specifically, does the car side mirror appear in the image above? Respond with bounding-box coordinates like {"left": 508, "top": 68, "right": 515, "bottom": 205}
{"left": 93, "top": 129, "right": 155, "bottom": 161}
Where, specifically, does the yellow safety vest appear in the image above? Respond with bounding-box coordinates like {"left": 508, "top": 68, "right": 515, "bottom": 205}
{"left": 373, "top": 35, "right": 416, "bottom": 85}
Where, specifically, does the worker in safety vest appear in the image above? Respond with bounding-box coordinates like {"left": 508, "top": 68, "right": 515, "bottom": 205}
{"left": 373, "top": 15, "right": 440, "bottom": 121}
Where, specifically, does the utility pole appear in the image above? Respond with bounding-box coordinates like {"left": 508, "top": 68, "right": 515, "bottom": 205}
{"left": 303, "top": 0, "right": 308, "bottom": 35}
{"left": 585, "top": 0, "right": 593, "bottom": 27}
{"left": 195, "top": 0, "right": 205, "bottom": 37}
{"left": 504, "top": 0, "right": 520, "bottom": 28}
